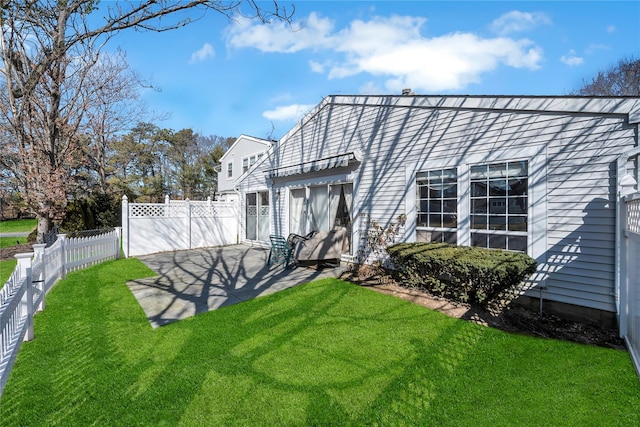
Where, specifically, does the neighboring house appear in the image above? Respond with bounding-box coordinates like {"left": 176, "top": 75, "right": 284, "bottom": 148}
{"left": 236, "top": 94, "right": 640, "bottom": 324}
{"left": 214, "top": 134, "right": 272, "bottom": 203}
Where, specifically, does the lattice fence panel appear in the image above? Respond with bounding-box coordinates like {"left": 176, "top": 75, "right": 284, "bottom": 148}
{"left": 129, "top": 203, "right": 185, "bottom": 218}
{"left": 628, "top": 196, "right": 640, "bottom": 234}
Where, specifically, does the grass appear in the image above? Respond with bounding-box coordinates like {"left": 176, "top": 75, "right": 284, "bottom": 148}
{"left": 0, "top": 218, "right": 37, "bottom": 234}
{"left": 1, "top": 258, "right": 639, "bottom": 426}
{"left": 0, "top": 236, "right": 27, "bottom": 249}
{"left": 0, "top": 259, "right": 18, "bottom": 286}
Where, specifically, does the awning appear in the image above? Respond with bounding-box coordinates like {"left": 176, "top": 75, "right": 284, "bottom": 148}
{"left": 266, "top": 151, "right": 361, "bottom": 179}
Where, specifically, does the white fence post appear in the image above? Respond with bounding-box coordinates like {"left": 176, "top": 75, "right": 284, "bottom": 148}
{"left": 58, "top": 234, "right": 67, "bottom": 280}
{"left": 15, "top": 253, "right": 34, "bottom": 342}
{"left": 121, "top": 195, "right": 129, "bottom": 258}
{"left": 115, "top": 226, "right": 122, "bottom": 260}
{"left": 32, "top": 243, "right": 47, "bottom": 311}
{"left": 186, "top": 198, "right": 192, "bottom": 249}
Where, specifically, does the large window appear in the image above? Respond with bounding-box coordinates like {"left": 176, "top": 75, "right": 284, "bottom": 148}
{"left": 470, "top": 161, "right": 528, "bottom": 252}
{"left": 416, "top": 168, "right": 457, "bottom": 244}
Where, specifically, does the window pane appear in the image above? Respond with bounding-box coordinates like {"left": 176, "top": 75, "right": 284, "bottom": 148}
{"left": 470, "top": 165, "right": 487, "bottom": 179}
{"left": 260, "top": 191, "right": 269, "bottom": 206}
{"left": 442, "top": 182, "right": 457, "bottom": 198}
{"left": 471, "top": 233, "right": 487, "bottom": 248}
{"left": 443, "top": 214, "right": 457, "bottom": 228}
{"left": 471, "top": 215, "right": 487, "bottom": 230}
{"left": 471, "top": 182, "right": 486, "bottom": 197}
{"left": 429, "top": 200, "right": 442, "bottom": 213}
{"left": 507, "top": 161, "right": 527, "bottom": 177}
{"left": 442, "top": 199, "right": 457, "bottom": 213}
{"left": 508, "top": 197, "right": 527, "bottom": 214}
{"left": 429, "top": 214, "right": 442, "bottom": 227}
{"left": 417, "top": 214, "right": 428, "bottom": 227}
{"left": 489, "top": 215, "right": 506, "bottom": 230}
{"left": 508, "top": 236, "right": 528, "bottom": 252}
{"left": 489, "top": 198, "right": 506, "bottom": 214}
{"left": 508, "top": 216, "right": 527, "bottom": 231}
{"left": 509, "top": 178, "right": 528, "bottom": 195}
{"left": 489, "top": 234, "right": 507, "bottom": 249}
{"left": 488, "top": 163, "right": 506, "bottom": 178}
{"left": 488, "top": 179, "right": 507, "bottom": 196}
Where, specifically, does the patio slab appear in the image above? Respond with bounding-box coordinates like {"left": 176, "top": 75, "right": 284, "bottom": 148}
{"left": 127, "top": 244, "right": 344, "bottom": 328}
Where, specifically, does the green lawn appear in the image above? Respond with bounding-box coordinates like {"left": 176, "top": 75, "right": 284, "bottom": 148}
{"left": 1, "top": 258, "right": 638, "bottom": 426}
{"left": 0, "top": 218, "right": 37, "bottom": 234}
{"left": 0, "top": 236, "right": 27, "bottom": 249}
{"left": 0, "top": 259, "right": 17, "bottom": 286}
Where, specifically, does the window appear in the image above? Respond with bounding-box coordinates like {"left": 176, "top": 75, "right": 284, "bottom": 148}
{"left": 242, "top": 154, "right": 261, "bottom": 174}
{"left": 227, "top": 162, "right": 233, "bottom": 178}
{"left": 416, "top": 168, "right": 457, "bottom": 244}
{"left": 470, "top": 161, "right": 528, "bottom": 252}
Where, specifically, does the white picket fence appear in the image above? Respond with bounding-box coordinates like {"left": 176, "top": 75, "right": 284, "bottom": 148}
{"left": 0, "top": 229, "right": 121, "bottom": 397}
{"left": 122, "top": 196, "right": 238, "bottom": 257}
{"left": 622, "top": 193, "right": 640, "bottom": 378}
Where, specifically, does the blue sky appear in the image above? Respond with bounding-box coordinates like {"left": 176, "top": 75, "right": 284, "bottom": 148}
{"left": 104, "top": 1, "right": 640, "bottom": 140}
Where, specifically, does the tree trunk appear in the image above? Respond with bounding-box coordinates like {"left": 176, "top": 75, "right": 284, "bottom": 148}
{"left": 36, "top": 214, "right": 52, "bottom": 244}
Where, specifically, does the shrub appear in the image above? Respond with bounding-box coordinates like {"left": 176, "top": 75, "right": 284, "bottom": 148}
{"left": 387, "top": 242, "right": 537, "bottom": 307}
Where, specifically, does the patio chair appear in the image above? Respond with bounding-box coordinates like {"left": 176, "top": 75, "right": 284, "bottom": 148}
{"left": 267, "top": 235, "right": 293, "bottom": 267}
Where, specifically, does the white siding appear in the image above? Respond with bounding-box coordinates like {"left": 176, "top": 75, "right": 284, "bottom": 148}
{"left": 239, "top": 95, "right": 639, "bottom": 313}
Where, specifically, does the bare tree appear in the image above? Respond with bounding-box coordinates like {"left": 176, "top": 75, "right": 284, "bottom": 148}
{"left": 0, "top": 1, "right": 293, "bottom": 241}
{"left": 574, "top": 57, "right": 640, "bottom": 96}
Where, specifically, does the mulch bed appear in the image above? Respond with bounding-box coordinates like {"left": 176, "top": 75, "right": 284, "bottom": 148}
{"left": 339, "top": 266, "right": 626, "bottom": 351}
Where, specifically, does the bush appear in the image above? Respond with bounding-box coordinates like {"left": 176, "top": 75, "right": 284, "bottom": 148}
{"left": 387, "top": 242, "right": 537, "bottom": 307}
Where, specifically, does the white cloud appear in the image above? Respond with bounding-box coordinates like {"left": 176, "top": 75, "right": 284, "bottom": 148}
{"left": 560, "top": 49, "right": 584, "bottom": 67}
{"left": 226, "top": 12, "right": 335, "bottom": 53}
{"left": 309, "top": 60, "right": 326, "bottom": 73}
{"left": 586, "top": 43, "right": 610, "bottom": 54}
{"left": 490, "top": 11, "right": 552, "bottom": 35}
{"left": 263, "top": 104, "right": 315, "bottom": 121}
{"left": 228, "top": 13, "right": 545, "bottom": 93}
{"left": 607, "top": 25, "right": 616, "bottom": 33}
{"left": 189, "top": 43, "right": 215, "bottom": 64}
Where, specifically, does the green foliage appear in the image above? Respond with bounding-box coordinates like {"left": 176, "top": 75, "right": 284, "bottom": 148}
{"left": 1, "top": 266, "right": 638, "bottom": 425}
{"left": 0, "top": 259, "right": 17, "bottom": 287}
{"left": 387, "top": 242, "right": 537, "bottom": 307}
{"left": 61, "top": 192, "right": 120, "bottom": 232}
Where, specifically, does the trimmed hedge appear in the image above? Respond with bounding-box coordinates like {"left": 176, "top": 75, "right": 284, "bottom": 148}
{"left": 387, "top": 242, "right": 537, "bottom": 307}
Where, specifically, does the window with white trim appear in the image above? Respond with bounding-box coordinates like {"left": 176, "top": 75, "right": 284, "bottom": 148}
{"left": 227, "top": 162, "right": 233, "bottom": 178}
{"left": 416, "top": 168, "right": 457, "bottom": 244}
{"left": 469, "top": 160, "right": 528, "bottom": 252}
{"left": 242, "top": 158, "right": 249, "bottom": 173}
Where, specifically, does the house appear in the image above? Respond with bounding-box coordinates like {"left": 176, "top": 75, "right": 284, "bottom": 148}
{"left": 236, "top": 94, "right": 640, "bottom": 325}
{"left": 214, "top": 134, "right": 273, "bottom": 203}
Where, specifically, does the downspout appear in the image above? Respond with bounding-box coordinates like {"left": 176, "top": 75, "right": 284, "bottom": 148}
{"left": 615, "top": 146, "right": 640, "bottom": 336}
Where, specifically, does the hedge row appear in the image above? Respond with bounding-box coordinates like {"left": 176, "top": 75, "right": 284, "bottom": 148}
{"left": 386, "top": 242, "right": 537, "bottom": 307}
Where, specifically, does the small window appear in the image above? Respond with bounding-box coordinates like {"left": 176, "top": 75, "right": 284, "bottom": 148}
{"left": 227, "top": 162, "right": 233, "bottom": 178}
{"left": 257, "top": 153, "right": 264, "bottom": 160}
{"left": 416, "top": 167, "right": 457, "bottom": 244}
{"left": 250, "top": 155, "right": 256, "bottom": 166}
{"left": 242, "top": 158, "right": 249, "bottom": 173}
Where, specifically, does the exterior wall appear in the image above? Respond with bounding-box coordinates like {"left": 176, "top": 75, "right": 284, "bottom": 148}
{"left": 217, "top": 135, "right": 271, "bottom": 194}
{"left": 238, "top": 95, "right": 639, "bottom": 313}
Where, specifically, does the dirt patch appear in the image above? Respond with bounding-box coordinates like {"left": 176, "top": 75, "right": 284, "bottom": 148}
{"left": 0, "top": 243, "right": 35, "bottom": 261}
{"left": 340, "top": 267, "right": 625, "bottom": 350}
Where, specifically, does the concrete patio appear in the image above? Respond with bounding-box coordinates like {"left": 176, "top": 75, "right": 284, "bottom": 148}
{"left": 127, "top": 244, "right": 345, "bottom": 328}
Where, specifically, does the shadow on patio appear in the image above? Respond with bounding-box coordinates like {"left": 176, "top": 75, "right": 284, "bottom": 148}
{"left": 127, "top": 244, "right": 345, "bottom": 328}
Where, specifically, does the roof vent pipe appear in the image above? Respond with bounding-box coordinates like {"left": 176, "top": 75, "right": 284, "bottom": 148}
{"left": 402, "top": 88, "right": 413, "bottom": 96}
